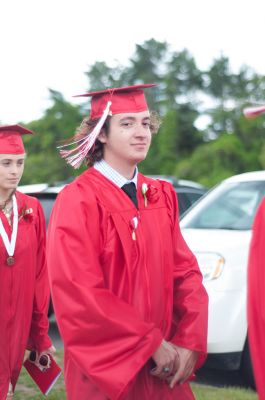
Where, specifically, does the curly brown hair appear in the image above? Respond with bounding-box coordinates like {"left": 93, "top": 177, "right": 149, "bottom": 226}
{"left": 74, "top": 111, "right": 161, "bottom": 167}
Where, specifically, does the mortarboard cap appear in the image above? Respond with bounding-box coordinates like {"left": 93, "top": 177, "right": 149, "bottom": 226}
{"left": 0, "top": 124, "right": 34, "bottom": 154}
{"left": 59, "top": 83, "right": 158, "bottom": 168}
{"left": 243, "top": 105, "right": 265, "bottom": 119}
{"left": 74, "top": 83, "right": 157, "bottom": 120}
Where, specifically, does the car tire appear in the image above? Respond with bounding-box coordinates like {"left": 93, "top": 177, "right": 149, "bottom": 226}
{"left": 240, "top": 338, "right": 256, "bottom": 389}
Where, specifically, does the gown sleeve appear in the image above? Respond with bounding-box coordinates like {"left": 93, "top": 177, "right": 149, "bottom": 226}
{"left": 47, "top": 184, "right": 163, "bottom": 400}
{"left": 247, "top": 198, "right": 265, "bottom": 400}
{"left": 163, "top": 183, "right": 208, "bottom": 370}
{"left": 27, "top": 199, "right": 52, "bottom": 352}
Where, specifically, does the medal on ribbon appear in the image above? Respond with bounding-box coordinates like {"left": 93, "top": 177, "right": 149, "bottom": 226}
{"left": 0, "top": 195, "right": 18, "bottom": 266}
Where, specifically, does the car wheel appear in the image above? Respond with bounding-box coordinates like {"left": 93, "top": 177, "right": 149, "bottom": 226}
{"left": 240, "top": 338, "right": 256, "bottom": 389}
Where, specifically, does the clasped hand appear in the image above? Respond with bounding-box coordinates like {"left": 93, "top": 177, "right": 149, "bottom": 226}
{"left": 151, "top": 340, "right": 198, "bottom": 388}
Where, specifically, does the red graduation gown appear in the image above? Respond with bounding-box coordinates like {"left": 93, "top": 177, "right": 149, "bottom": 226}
{"left": 248, "top": 198, "right": 265, "bottom": 399}
{"left": 0, "top": 191, "right": 52, "bottom": 400}
{"left": 47, "top": 168, "right": 208, "bottom": 400}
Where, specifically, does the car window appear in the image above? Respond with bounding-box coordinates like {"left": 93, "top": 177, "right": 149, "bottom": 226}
{"left": 30, "top": 194, "right": 57, "bottom": 226}
{"left": 39, "top": 198, "right": 56, "bottom": 226}
{"left": 181, "top": 181, "right": 265, "bottom": 230}
{"left": 176, "top": 189, "right": 206, "bottom": 216}
{"left": 176, "top": 193, "right": 191, "bottom": 216}
{"left": 185, "top": 191, "right": 204, "bottom": 205}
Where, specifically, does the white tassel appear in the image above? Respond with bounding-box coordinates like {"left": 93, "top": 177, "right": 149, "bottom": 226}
{"left": 58, "top": 101, "right": 112, "bottom": 168}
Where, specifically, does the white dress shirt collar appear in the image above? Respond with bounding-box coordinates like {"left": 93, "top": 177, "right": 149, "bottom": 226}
{"left": 93, "top": 159, "right": 138, "bottom": 188}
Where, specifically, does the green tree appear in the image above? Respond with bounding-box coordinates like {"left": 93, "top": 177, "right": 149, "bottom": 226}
{"left": 15, "top": 40, "right": 265, "bottom": 186}
{"left": 86, "top": 61, "right": 126, "bottom": 90}
{"left": 21, "top": 90, "right": 83, "bottom": 184}
{"left": 203, "top": 56, "right": 265, "bottom": 141}
{"left": 164, "top": 49, "right": 203, "bottom": 107}
{"left": 85, "top": 39, "right": 169, "bottom": 112}
{"left": 175, "top": 134, "right": 260, "bottom": 187}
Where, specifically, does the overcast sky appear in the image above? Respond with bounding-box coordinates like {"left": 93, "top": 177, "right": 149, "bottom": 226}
{"left": 1, "top": 0, "right": 265, "bottom": 124}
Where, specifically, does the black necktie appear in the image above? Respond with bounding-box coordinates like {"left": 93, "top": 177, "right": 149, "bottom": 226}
{"left": 121, "top": 182, "right": 138, "bottom": 208}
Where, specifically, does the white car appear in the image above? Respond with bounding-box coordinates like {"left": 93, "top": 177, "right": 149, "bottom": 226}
{"left": 180, "top": 170, "right": 265, "bottom": 387}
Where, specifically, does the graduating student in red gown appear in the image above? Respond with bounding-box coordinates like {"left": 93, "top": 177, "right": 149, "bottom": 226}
{"left": 244, "top": 104, "right": 265, "bottom": 400}
{"left": 47, "top": 84, "right": 208, "bottom": 400}
{"left": 248, "top": 199, "right": 265, "bottom": 399}
{"left": 0, "top": 125, "right": 54, "bottom": 400}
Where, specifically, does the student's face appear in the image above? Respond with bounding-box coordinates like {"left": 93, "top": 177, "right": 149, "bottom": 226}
{"left": 0, "top": 154, "right": 26, "bottom": 191}
{"left": 99, "top": 111, "right": 152, "bottom": 167}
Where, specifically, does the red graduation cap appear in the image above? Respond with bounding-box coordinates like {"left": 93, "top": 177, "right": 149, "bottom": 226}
{"left": 0, "top": 124, "right": 34, "bottom": 154}
{"left": 59, "top": 84, "right": 158, "bottom": 169}
{"left": 243, "top": 105, "right": 265, "bottom": 119}
{"left": 75, "top": 83, "right": 157, "bottom": 120}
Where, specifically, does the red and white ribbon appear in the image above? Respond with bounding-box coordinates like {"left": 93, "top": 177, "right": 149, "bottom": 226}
{"left": 130, "top": 217, "right": 138, "bottom": 241}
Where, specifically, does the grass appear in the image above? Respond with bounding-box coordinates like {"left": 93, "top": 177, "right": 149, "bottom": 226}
{"left": 15, "top": 351, "right": 258, "bottom": 400}
{"left": 192, "top": 383, "right": 258, "bottom": 400}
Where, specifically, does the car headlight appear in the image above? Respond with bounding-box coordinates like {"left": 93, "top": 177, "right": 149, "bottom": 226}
{"left": 195, "top": 252, "right": 225, "bottom": 281}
